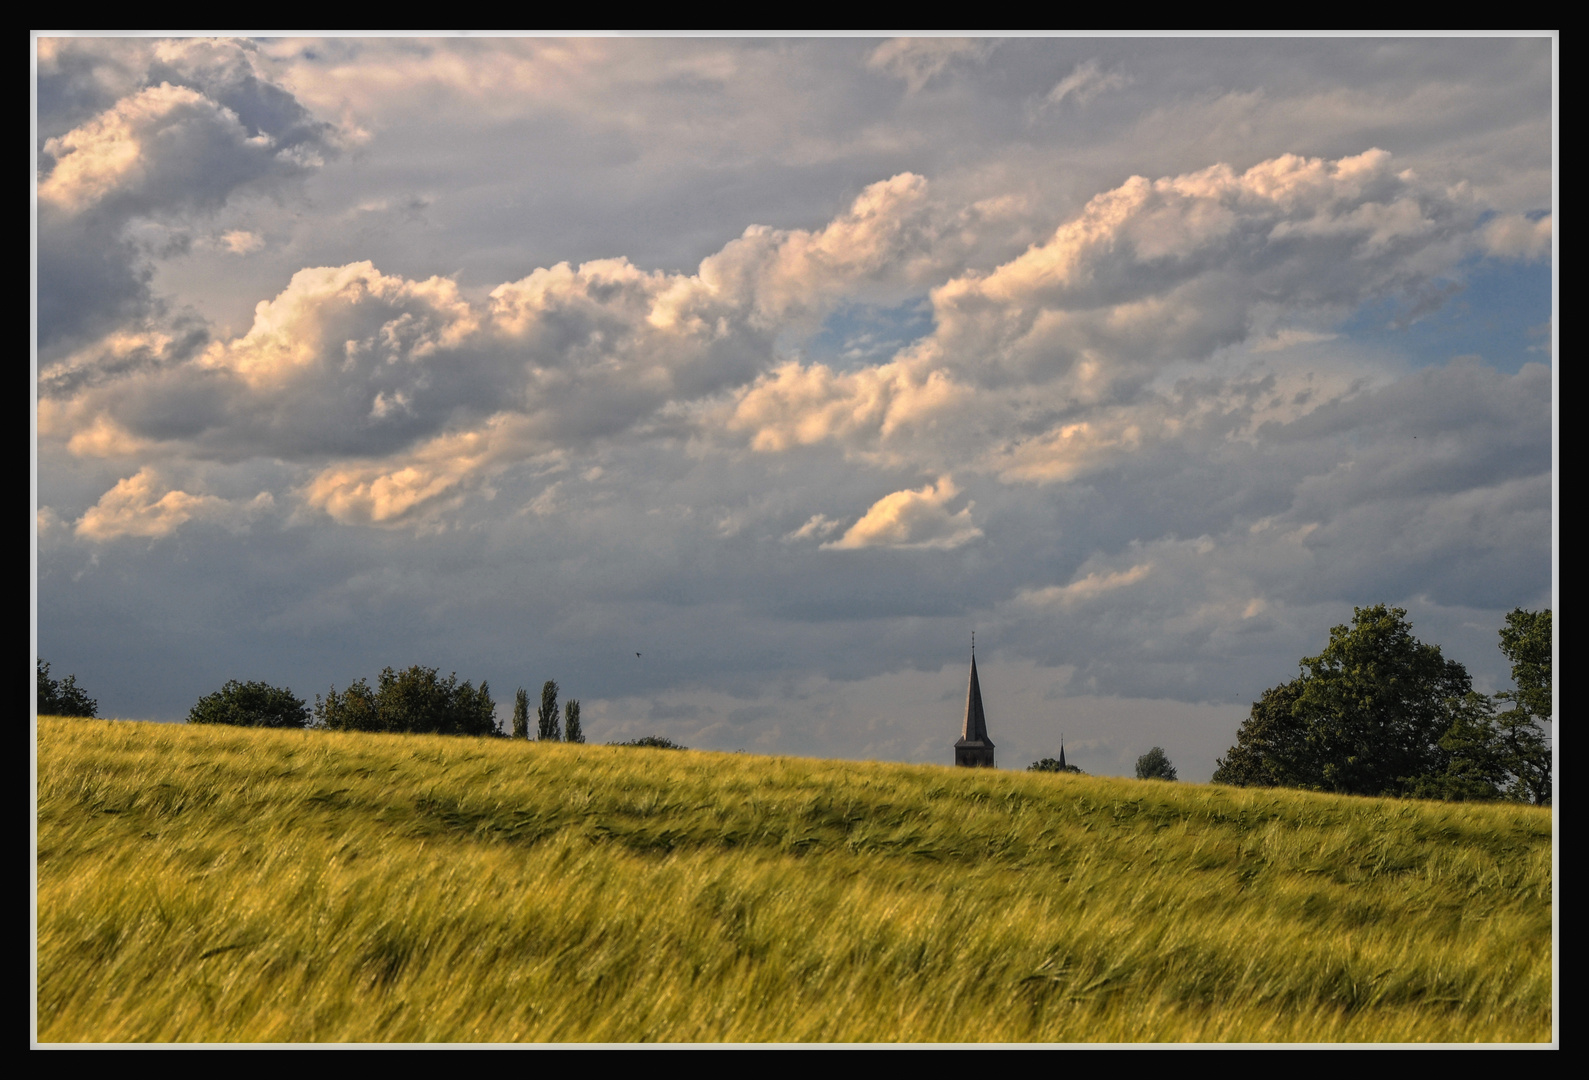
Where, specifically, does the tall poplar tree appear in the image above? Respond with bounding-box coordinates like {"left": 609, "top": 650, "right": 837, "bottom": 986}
{"left": 537, "top": 680, "right": 560, "bottom": 741}
{"left": 564, "top": 699, "right": 583, "bottom": 744}
{"left": 512, "top": 687, "right": 530, "bottom": 739}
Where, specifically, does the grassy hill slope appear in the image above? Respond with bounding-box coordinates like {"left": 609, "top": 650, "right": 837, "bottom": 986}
{"left": 36, "top": 717, "right": 1552, "bottom": 1043}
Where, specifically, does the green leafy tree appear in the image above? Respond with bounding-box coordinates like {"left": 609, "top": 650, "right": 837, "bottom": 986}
{"left": 1135, "top": 747, "right": 1178, "bottom": 781}
{"left": 188, "top": 680, "right": 310, "bottom": 728}
{"left": 537, "top": 680, "right": 560, "bottom": 741}
{"left": 1212, "top": 680, "right": 1306, "bottom": 788}
{"left": 315, "top": 678, "right": 382, "bottom": 732}
{"left": 1295, "top": 605, "right": 1472, "bottom": 796}
{"left": 314, "top": 665, "right": 498, "bottom": 736}
{"left": 1408, "top": 692, "right": 1511, "bottom": 802}
{"left": 37, "top": 661, "right": 98, "bottom": 717}
{"left": 512, "top": 687, "right": 531, "bottom": 740}
{"left": 1215, "top": 605, "right": 1550, "bottom": 803}
{"left": 564, "top": 698, "right": 584, "bottom": 744}
{"left": 1492, "top": 609, "right": 1552, "bottom": 805}
{"left": 1214, "top": 606, "right": 1474, "bottom": 797}
{"left": 1498, "top": 608, "right": 1552, "bottom": 723}
{"left": 1028, "top": 758, "right": 1083, "bottom": 774}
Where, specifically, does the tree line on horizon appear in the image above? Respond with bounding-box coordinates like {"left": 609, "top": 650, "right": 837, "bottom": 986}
{"left": 35, "top": 604, "right": 1550, "bottom": 803}
{"left": 36, "top": 657, "right": 686, "bottom": 747}
{"left": 308, "top": 668, "right": 589, "bottom": 744}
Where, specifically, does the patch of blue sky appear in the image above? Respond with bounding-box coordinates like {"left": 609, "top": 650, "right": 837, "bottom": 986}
{"left": 1339, "top": 257, "right": 1551, "bottom": 374}
{"left": 795, "top": 296, "right": 936, "bottom": 371}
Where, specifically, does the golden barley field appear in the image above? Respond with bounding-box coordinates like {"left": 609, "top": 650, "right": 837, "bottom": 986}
{"left": 35, "top": 717, "right": 1552, "bottom": 1044}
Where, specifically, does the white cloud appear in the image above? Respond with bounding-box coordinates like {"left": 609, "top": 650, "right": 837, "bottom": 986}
{"left": 301, "top": 413, "right": 537, "bottom": 528}
{"left": 1017, "top": 563, "right": 1153, "bottom": 607}
{"left": 39, "top": 82, "right": 311, "bottom": 217}
{"left": 1250, "top": 329, "right": 1339, "bottom": 352}
{"left": 201, "top": 260, "right": 479, "bottom": 388}
{"left": 1043, "top": 59, "right": 1129, "bottom": 108}
{"left": 1480, "top": 213, "right": 1551, "bottom": 260}
{"left": 36, "top": 39, "right": 333, "bottom": 348}
{"left": 74, "top": 468, "right": 273, "bottom": 541}
{"left": 783, "top": 514, "right": 841, "bottom": 542}
{"left": 722, "top": 353, "right": 962, "bottom": 457}
{"left": 824, "top": 476, "right": 981, "bottom": 550}
{"left": 682, "top": 172, "right": 937, "bottom": 326}
{"left": 928, "top": 149, "right": 1481, "bottom": 391}
{"left": 37, "top": 507, "right": 69, "bottom": 550}
{"left": 220, "top": 229, "right": 264, "bottom": 255}
{"left": 867, "top": 39, "right": 992, "bottom": 92}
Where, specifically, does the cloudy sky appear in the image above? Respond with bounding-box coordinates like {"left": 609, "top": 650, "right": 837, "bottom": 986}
{"left": 33, "top": 33, "right": 1555, "bottom": 781}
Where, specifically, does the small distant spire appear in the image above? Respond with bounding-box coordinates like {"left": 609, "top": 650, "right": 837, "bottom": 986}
{"left": 1058, "top": 736, "right": 1067, "bottom": 771}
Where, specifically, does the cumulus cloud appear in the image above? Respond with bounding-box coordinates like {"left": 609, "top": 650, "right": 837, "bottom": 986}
{"left": 202, "top": 261, "right": 479, "bottom": 388}
{"left": 995, "top": 412, "right": 1147, "bottom": 485}
{"left": 300, "top": 413, "right": 540, "bottom": 528}
{"left": 74, "top": 468, "right": 273, "bottom": 541}
{"left": 45, "top": 173, "right": 954, "bottom": 498}
{"left": 681, "top": 172, "right": 937, "bottom": 326}
{"left": 42, "top": 84, "right": 270, "bottom": 215}
{"left": 929, "top": 149, "right": 1481, "bottom": 393}
{"left": 1480, "top": 213, "right": 1551, "bottom": 260}
{"left": 694, "top": 150, "right": 1517, "bottom": 486}
{"left": 824, "top": 476, "right": 981, "bottom": 550}
{"left": 44, "top": 147, "right": 1547, "bottom": 551}
{"left": 723, "top": 353, "right": 962, "bottom": 457}
{"left": 36, "top": 40, "right": 335, "bottom": 350}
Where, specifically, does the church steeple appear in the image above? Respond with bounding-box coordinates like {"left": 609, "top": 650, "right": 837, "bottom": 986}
{"left": 954, "top": 639, "right": 995, "bottom": 767}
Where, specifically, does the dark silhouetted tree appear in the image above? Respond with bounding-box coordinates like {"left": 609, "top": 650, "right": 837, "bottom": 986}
{"left": 1213, "top": 604, "right": 1548, "bottom": 803}
{"left": 512, "top": 687, "right": 531, "bottom": 740}
{"left": 611, "top": 736, "right": 686, "bottom": 749}
{"left": 314, "top": 665, "right": 497, "bottom": 736}
{"left": 1135, "top": 747, "right": 1177, "bottom": 781}
{"left": 1498, "top": 608, "right": 1552, "bottom": 723}
{"left": 1028, "top": 758, "right": 1082, "bottom": 774}
{"left": 188, "top": 680, "right": 310, "bottom": 728}
{"left": 564, "top": 699, "right": 583, "bottom": 744}
{"left": 1409, "top": 692, "right": 1512, "bottom": 802}
{"left": 1492, "top": 608, "right": 1552, "bottom": 805}
{"left": 37, "top": 661, "right": 97, "bottom": 717}
{"left": 1415, "top": 609, "right": 1552, "bottom": 805}
{"left": 537, "top": 680, "right": 560, "bottom": 741}
{"left": 1212, "top": 680, "right": 1306, "bottom": 788}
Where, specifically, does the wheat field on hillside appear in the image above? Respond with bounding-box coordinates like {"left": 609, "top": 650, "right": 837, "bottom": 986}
{"left": 35, "top": 718, "right": 1552, "bottom": 1043}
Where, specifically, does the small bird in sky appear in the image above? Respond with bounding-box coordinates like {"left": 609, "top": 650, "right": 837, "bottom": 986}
{"left": 636, "top": 652, "right": 642, "bottom": 657}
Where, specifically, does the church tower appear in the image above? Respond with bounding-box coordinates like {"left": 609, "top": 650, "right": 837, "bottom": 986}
{"left": 954, "top": 646, "right": 996, "bottom": 768}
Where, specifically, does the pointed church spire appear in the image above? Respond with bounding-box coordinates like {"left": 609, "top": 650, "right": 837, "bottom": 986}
{"left": 1058, "top": 736, "right": 1067, "bottom": 771}
{"left": 954, "top": 638, "right": 995, "bottom": 767}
